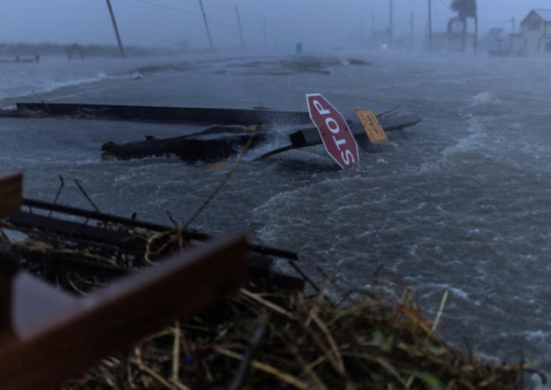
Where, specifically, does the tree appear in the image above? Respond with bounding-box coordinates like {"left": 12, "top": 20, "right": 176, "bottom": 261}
{"left": 450, "top": 0, "right": 478, "bottom": 53}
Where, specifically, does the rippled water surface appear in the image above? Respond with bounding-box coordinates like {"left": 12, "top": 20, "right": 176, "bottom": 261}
{"left": 2, "top": 53, "right": 551, "bottom": 373}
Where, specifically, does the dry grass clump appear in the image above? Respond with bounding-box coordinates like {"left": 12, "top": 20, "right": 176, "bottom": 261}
{"left": 61, "top": 281, "right": 529, "bottom": 390}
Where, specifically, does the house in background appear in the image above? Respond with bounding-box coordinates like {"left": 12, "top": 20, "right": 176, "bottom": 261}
{"left": 509, "top": 9, "right": 551, "bottom": 57}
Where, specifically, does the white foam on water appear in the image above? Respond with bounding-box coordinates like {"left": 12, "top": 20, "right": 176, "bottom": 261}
{"left": 33, "top": 71, "right": 141, "bottom": 95}
{"left": 418, "top": 283, "right": 471, "bottom": 301}
{"left": 469, "top": 92, "right": 497, "bottom": 107}
{"left": 524, "top": 330, "right": 549, "bottom": 341}
{"left": 0, "top": 71, "right": 141, "bottom": 101}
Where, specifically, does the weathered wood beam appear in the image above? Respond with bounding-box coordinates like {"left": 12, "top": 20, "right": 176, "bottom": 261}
{"left": 0, "top": 173, "right": 22, "bottom": 217}
{"left": 0, "top": 233, "right": 247, "bottom": 390}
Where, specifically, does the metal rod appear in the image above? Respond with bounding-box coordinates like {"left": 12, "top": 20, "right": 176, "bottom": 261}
{"left": 235, "top": 5, "right": 245, "bottom": 48}
{"left": 105, "top": 0, "right": 125, "bottom": 57}
{"left": 198, "top": 0, "right": 215, "bottom": 51}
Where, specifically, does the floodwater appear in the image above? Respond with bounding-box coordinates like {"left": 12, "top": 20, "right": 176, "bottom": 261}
{"left": 2, "top": 52, "right": 551, "bottom": 379}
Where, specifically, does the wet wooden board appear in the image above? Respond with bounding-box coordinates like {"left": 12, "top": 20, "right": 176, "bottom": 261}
{"left": 0, "top": 233, "right": 247, "bottom": 390}
{"left": 0, "top": 173, "right": 22, "bottom": 217}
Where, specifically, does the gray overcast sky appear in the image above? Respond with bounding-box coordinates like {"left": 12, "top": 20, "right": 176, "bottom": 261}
{"left": 0, "top": 1, "right": 547, "bottom": 50}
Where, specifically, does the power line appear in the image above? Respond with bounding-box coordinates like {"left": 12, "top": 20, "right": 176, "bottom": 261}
{"left": 131, "top": 0, "right": 198, "bottom": 14}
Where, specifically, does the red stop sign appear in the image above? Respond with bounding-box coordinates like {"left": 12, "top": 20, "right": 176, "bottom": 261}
{"left": 306, "top": 94, "right": 360, "bottom": 169}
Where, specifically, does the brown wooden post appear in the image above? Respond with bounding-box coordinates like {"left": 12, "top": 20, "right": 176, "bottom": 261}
{"left": 105, "top": 0, "right": 125, "bottom": 57}
{"left": 474, "top": 16, "right": 479, "bottom": 55}
{"left": 0, "top": 233, "right": 247, "bottom": 390}
{"left": 0, "top": 172, "right": 22, "bottom": 219}
{"left": 428, "top": 0, "right": 433, "bottom": 52}
{"left": 198, "top": 0, "right": 215, "bottom": 51}
{"left": 235, "top": 5, "right": 245, "bottom": 48}
{"left": 0, "top": 255, "right": 17, "bottom": 346}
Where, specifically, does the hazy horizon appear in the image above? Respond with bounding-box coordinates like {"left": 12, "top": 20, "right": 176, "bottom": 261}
{"left": 0, "top": 1, "right": 548, "bottom": 52}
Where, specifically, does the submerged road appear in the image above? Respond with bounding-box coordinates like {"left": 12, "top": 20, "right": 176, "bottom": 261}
{"left": 2, "top": 54, "right": 551, "bottom": 373}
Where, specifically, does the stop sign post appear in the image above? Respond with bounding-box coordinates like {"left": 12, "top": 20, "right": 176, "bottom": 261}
{"left": 306, "top": 94, "right": 360, "bottom": 169}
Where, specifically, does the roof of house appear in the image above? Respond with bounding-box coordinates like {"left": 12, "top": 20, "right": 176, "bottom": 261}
{"left": 521, "top": 9, "right": 551, "bottom": 25}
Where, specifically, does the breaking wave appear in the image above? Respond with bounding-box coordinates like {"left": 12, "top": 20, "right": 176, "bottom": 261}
{"left": 0, "top": 71, "right": 142, "bottom": 102}
{"left": 469, "top": 91, "right": 502, "bottom": 108}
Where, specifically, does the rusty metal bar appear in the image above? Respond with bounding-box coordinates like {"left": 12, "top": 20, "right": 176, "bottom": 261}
{"left": 0, "top": 232, "right": 247, "bottom": 390}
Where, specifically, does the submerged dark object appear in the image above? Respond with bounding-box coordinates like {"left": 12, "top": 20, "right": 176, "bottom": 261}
{"left": 14, "top": 101, "right": 421, "bottom": 164}
{"left": 102, "top": 125, "right": 263, "bottom": 163}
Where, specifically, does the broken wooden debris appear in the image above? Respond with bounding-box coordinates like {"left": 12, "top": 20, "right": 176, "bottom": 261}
{"left": 17, "top": 197, "right": 299, "bottom": 261}
{"left": 0, "top": 198, "right": 303, "bottom": 296}
{"left": 101, "top": 125, "right": 263, "bottom": 163}
{"left": 93, "top": 107, "right": 420, "bottom": 162}
{"left": 0, "top": 232, "right": 247, "bottom": 390}
{"left": 0, "top": 173, "right": 305, "bottom": 390}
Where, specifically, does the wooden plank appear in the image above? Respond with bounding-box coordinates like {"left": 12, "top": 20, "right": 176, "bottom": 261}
{"left": 0, "top": 173, "right": 22, "bottom": 217}
{"left": 0, "top": 232, "right": 247, "bottom": 390}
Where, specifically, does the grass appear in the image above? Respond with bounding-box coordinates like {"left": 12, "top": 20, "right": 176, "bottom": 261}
{"left": 54, "top": 271, "right": 531, "bottom": 390}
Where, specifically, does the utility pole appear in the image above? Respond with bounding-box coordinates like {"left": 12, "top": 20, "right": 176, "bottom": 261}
{"left": 410, "top": 12, "right": 415, "bottom": 50}
{"left": 274, "top": 24, "right": 278, "bottom": 53}
{"left": 264, "top": 16, "right": 267, "bottom": 51}
{"left": 105, "top": 0, "right": 125, "bottom": 57}
{"left": 428, "top": 0, "right": 433, "bottom": 52}
{"left": 389, "top": 0, "right": 393, "bottom": 47}
{"left": 235, "top": 5, "right": 245, "bottom": 48}
{"left": 198, "top": 0, "right": 215, "bottom": 51}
